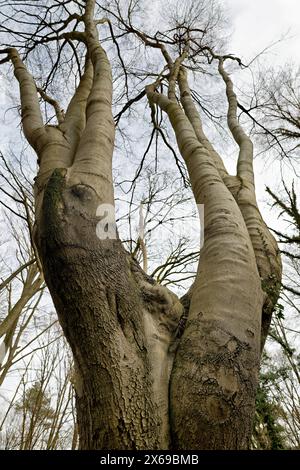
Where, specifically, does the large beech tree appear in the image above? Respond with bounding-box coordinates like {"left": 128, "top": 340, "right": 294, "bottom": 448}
{"left": 0, "top": 0, "right": 282, "bottom": 449}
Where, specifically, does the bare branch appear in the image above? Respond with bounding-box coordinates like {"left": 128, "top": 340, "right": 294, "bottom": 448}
{"left": 178, "top": 66, "right": 228, "bottom": 178}
{"left": 5, "top": 48, "right": 46, "bottom": 151}
{"left": 218, "top": 58, "right": 254, "bottom": 186}
{"left": 0, "top": 259, "right": 35, "bottom": 292}
{"left": 37, "top": 87, "right": 65, "bottom": 125}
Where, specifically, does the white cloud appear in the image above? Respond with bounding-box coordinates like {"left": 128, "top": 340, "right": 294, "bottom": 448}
{"left": 227, "top": 0, "right": 300, "bottom": 64}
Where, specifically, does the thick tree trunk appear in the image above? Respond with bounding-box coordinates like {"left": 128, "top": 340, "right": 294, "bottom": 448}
{"left": 146, "top": 84, "right": 267, "bottom": 450}
{"left": 35, "top": 170, "right": 182, "bottom": 449}
{"left": 167, "top": 144, "right": 263, "bottom": 449}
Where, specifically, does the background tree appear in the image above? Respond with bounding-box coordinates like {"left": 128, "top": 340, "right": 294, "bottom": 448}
{"left": 0, "top": 335, "right": 76, "bottom": 450}
{"left": 0, "top": 149, "right": 45, "bottom": 384}
{"left": 251, "top": 360, "right": 286, "bottom": 450}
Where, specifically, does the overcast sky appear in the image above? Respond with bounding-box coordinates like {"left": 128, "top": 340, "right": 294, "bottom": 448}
{"left": 219, "top": 0, "right": 300, "bottom": 220}
{"left": 228, "top": 0, "right": 300, "bottom": 63}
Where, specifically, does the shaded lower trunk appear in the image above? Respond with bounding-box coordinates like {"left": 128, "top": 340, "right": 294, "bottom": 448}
{"left": 35, "top": 169, "right": 182, "bottom": 449}
{"left": 170, "top": 318, "right": 260, "bottom": 449}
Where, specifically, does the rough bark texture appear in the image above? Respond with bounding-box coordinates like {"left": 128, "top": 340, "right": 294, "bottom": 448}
{"left": 36, "top": 169, "right": 182, "bottom": 449}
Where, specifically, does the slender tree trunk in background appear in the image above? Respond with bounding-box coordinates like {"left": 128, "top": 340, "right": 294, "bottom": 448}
{"left": 0, "top": 263, "right": 43, "bottom": 385}
{"left": 1, "top": 0, "right": 282, "bottom": 450}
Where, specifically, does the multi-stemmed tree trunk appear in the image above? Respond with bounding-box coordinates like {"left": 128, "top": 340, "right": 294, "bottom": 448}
{"left": 0, "top": 0, "right": 282, "bottom": 449}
